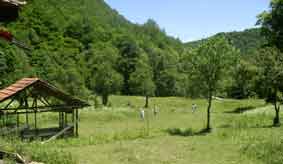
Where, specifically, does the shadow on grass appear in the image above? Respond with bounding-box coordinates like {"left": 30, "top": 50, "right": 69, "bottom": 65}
{"left": 218, "top": 124, "right": 278, "bottom": 129}
{"left": 166, "top": 128, "right": 211, "bottom": 137}
{"left": 224, "top": 106, "right": 258, "bottom": 114}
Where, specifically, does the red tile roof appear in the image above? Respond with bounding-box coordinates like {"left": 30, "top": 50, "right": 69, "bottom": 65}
{"left": 0, "top": 78, "right": 39, "bottom": 102}
{"left": 0, "top": 78, "right": 89, "bottom": 107}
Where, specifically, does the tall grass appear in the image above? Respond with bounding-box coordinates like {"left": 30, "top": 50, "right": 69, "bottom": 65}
{"left": 0, "top": 96, "right": 280, "bottom": 164}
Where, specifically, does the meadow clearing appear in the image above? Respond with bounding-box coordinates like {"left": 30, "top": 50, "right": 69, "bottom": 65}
{"left": 1, "top": 96, "right": 282, "bottom": 164}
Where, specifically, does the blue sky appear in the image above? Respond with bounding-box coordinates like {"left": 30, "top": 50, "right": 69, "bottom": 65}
{"left": 104, "top": 0, "right": 270, "bottom": 42}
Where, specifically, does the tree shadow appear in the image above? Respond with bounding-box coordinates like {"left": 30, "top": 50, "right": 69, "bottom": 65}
{"left": 224, "top": 105, "right": 268, "bottom": 114}
{"left": 250, "top": 124, "right": 281, "bottom": 129}
{"left": 166, "top": 128, "right": 211, "bottom": 137}
{"left": 224, "top": 106, "right": 257, "bottom": 114}
{"left": 218, "top": 124, "right": 279, "bottom": 129}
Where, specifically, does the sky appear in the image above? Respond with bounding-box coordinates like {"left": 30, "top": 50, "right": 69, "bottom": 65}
{"left": 104, "top": 0, "right": 270, "bottom": 42}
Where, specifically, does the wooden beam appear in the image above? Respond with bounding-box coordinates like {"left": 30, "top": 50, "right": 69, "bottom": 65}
{"left": 0, "top": 105, "right": 85, "bottom": 111}
{"left": 41, "top": 125, "right": 74, "bottom": 144}
{"left": 5, "top": 108, "right": 58, "bottom": 115}
{"left": 3, "top": 98, "right": 16, "bottom": 110}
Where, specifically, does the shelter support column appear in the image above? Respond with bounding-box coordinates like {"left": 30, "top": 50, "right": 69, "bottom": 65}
{"left": 16, "top": 112, "right": 19, "bottom": 127}
{"left": 75, "top": 109, "right": 78, "bottom": 137}
{"left": 65, "top": 112, "right": 68, "bottom": 126}
{"left": 34, "top": 111, "right": 37, "bottom": 136}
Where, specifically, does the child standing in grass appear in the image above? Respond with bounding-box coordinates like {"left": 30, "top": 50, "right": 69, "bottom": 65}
{"left": 192, "top": 103, "right": 197, "bottom": 113}
{"left": 140, "top": 108, "right": 145, "bottom": 120}
{"left": 153, "top": 106, "right": 158, "bottom": 116}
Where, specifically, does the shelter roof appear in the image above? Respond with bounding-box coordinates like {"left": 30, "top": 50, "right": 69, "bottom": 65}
{"left": 0, "top": 78, "right": 89, "bottom": 108}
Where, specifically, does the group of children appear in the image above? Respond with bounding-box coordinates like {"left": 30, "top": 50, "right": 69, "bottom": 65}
{"left": 138, "top": 103, "right": 198, "bottom": 120}
{"left": 139, "top": 107, "right": 158, "bottom": 120}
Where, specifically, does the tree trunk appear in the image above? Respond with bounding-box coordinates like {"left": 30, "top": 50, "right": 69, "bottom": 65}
{"left": 206, "top": 93, "right": 212, "bottom": 131}
{"left": 273, "top": 103, "right": 280, "bottom": 126}
{"left": 145, "top": 95, "right": 149, "bottom": 108}
{"left": 273, "top": 88, "right": 280, "bottom": 127}
{"left": 102, "top": 94, "right": 108, "bottom": 106}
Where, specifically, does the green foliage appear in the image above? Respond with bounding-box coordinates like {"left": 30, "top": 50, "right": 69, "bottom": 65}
{"left": 255, "top": 47, "right": 283, "bottom": 125}
{"left": 255, "top": 47, "right": 283, "bottom": 104}
{"left": 190, "top": 36, "right": 239, "bottom": 98}
{"left": 186, "top": 36, "right": 239, "bottom": 129}
{"left": 0, "top": 0, "right": 184, "bottom": 99}
{"left": 257, "top": 0, "right": 283, "bottom": 51}
{"left": 129, "top": 56, "right": 156, "bottom": 96}
{"left": 228, "top": 60, "right": 258, "bottom": 99}
{"left": 186, "top": 28, "right": 266, "bottom": 56}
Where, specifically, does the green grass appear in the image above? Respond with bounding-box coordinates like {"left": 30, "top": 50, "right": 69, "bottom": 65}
{"left": 1, "top": 96, "right": 283, "bottom": 164}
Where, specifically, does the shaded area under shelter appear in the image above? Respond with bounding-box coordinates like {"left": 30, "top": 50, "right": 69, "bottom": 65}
{"left": 0, "top": 78, "right": 89, "bottom": 140}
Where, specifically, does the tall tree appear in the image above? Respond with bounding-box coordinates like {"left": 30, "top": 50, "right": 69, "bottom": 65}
{"left": 93, "top": 64, "right": 122, "bottom": 106}
{"left": 257, "top": 0, "right": 283, "bottom": 51}
{"left": 256, "top": 47, "right": 283, "bottom": 126}
{"left": 129, "top": 54, "right": 155, "bottom": 108}
{"left": 228, "top": 60, "right": 258, "bottom": 99}
{"left": 116, "top": 36, "right": 141, "bottom": 95}
{"left": 191, "top": 37, "right": 239, "bottom": 130}
{"left": 88, "top": 43, "right": 122, "bottom": 106}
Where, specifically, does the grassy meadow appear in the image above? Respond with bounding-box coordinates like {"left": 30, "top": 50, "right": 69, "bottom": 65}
{"left": 1, "top": 96, "right": 283, "bottom": 164}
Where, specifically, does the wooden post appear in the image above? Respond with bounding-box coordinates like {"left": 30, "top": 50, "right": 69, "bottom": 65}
{"left": 25, "top": 98, "right": 29, "bottom": 128}
{"left": 59, "top": 112, "right": 64, "bottom": 128}
{"left": 25, "top": 111, "right": 29, "bottom": 128}
{"left": 58, "top": 112, "right": 62, "bottom": 128}
{"left": 16, "top": 112, "right": 19, "bottom": 128}
{"left": 72, "top": 110, "right": 75, "bottom": 136}
{"left": 64, "top": 112, "right": 67, "bottom": 138}
{"left": 65, "top": 112, "right": 68, "bottom": 126}
{"left": 34, "top": 98, "right": 38, "bottom": 137}
{"left": 34, "top": 111, "right": 37, "bottom": 134}
{"left": 75, "top": 109, "right": 78, "bottom": 137}
{"left": 62, "top": 112, "right": 65, "bottom": 127}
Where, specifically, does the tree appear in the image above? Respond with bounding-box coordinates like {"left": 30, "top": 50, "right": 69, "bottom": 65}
{"left": 191, "top": 37, "right": 239, "bottom": 130}
{"left": 116, "top": 36, "right": 141, "bottom": 95}
{"left": 88, "top": 43, "right": 122, "bottom": 106}
{"left": 257, "top": 0, "right": 283, "bottom": 51}
{"left": 228, "top": 60, "right": 258, "bottom": 99}
{"left": 129, "top": 55, "right": 155, "bottom": 108}
{"left": 0, "top": 51, "right": 7, "bottom": 87}
{"left": 93, "top": 64, "right": 122, "bottom": 106}
{"left": 256, "top": 47, "right": 283, "bottom": 126}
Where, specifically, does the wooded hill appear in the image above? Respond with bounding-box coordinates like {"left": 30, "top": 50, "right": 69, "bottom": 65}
{"left": 0, "top": 0, "right": 266, "bottom": 102}
{"left": 186, "top": 28, "right": 267, "bottom": 56}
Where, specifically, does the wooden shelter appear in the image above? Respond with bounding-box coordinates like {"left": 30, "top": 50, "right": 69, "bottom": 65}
{"left": 0, "top": 0, "right": 26, "bottom": 21}
{"left": 0, "top": 78, "right": 89, "bottom": 140}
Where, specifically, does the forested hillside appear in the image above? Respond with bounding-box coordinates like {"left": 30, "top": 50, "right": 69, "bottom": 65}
{"left": 186, "top": 28, "right": 267, "bottom": 56}
{"left": 0, "top": 0, "right": 185, "bottom": 102}
{"left": 0, "top": 0, "right": 269, "bottom": 102}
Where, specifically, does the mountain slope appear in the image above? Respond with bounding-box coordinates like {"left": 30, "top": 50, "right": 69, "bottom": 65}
{"left": 0, "top": 0, "right": 184, "bottom": 98}
{"left": 186, "top": 28, "right": 267, "bottom": 55}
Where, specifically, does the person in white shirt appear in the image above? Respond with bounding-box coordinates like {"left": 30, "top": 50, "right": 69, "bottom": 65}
{"left": 153, "top": 106, "right": 158, "bottom": 116}
{"left": 192, "top": 103, "right": 197, "bottom": 113}
{"left": 140, "top": 108, "right": 145, "bottom": 120}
